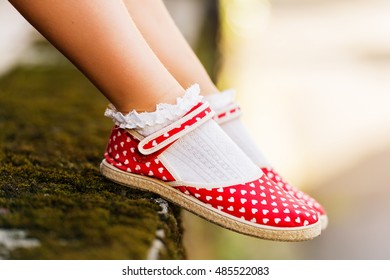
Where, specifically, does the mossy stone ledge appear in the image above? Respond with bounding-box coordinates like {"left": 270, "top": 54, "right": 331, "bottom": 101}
{"left": 0, "top": 40, "right": 185, "bottom": 260}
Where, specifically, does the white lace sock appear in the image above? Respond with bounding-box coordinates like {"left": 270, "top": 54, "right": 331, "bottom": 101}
{"left": 204, "top": 90, "right": 272, "bottom": 168}
{"left": 104, "top": 84, "right": 262, "bottom": 185}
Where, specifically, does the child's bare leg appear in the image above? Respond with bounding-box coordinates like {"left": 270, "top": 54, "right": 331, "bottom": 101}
{"left": 123, "top": 0, "right": 218, "bottom": 96}
{"left": 9, "top": 0, "right": 185, "bottom": 112}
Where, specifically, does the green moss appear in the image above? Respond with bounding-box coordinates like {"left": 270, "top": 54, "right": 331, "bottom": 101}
{"left": 0, "top": 39, "right": 185, "bottom": 259}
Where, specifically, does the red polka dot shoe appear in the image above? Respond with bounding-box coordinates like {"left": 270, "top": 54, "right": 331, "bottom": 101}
{"left": 100, "top": 98, "right": 321, "bottom": 241}
{"left": 261, "top": 167, "right": 328, "bottom": 230}
{"left": 211, "top": 97, "right": 328, "bottom": 230}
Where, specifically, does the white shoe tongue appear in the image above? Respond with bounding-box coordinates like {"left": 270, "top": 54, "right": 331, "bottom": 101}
{"left": 161, "top": 119, "right": 262, "bottom": 185}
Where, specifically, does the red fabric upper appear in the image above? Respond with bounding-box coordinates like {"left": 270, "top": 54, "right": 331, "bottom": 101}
{"left": 261, "top": 167, "right": 326, "bottom": 217}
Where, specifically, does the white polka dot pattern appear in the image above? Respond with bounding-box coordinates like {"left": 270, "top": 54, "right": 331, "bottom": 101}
{"left": 261, "top": 167, "right": 326, "bottom": 218}
{"left": 177, "top": 175, "right": 318, "bottom": 228}
{"left": 104, "top": 127, "right": 175, "bottom": 181}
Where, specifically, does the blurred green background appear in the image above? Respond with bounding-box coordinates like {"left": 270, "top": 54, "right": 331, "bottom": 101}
{"left": 1, "top": 0, "right": 390, "bottom": 259}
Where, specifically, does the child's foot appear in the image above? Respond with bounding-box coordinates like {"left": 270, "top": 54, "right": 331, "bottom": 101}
{"left": 205, "top": 90, "right": 328, "bottom": 230}
{"left": 100, "top": 84, "right": 321, "bottom": 241}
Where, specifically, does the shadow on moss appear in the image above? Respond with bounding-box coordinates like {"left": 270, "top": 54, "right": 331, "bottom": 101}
{"left": 0, "top": 39, "right": 185, "bottom": 260}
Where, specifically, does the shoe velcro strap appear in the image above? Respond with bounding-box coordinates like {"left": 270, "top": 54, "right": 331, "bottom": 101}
{"left": 213, "top": 103, "right": 241, "bottom": 124}
{"left": 137, "top": 102, "right": 214, "bottom": 155}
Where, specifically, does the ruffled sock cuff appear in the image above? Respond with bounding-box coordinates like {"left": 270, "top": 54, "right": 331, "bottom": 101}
{"left": 203, "top": 89, "right": 236, "bottom": 111}
{"left": 104, "top": 84, "right": 202, "bottom": 136}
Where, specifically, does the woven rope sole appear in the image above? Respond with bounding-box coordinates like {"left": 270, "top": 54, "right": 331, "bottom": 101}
{"left": 100, "top": 160, "right": 321, "bottom": 242}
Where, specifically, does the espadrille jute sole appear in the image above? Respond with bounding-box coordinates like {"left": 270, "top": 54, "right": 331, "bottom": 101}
{"left": 100, "top": 160, "right": 321, "bottom": 242}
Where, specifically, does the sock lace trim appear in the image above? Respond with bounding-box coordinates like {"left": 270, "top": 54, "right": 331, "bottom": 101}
{"left": 203, "top": 89, "right": 235, "bottom": 111}
{"left": 104, "top": 84, "right": 202, "bottom": 130}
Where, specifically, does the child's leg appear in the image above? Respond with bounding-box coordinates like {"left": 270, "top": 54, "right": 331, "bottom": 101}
{"left": 9, "top": 0, "right": 185, "bottom": 113}
{"left": 122, "top": 0, "right": 219, "bottom": 96}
